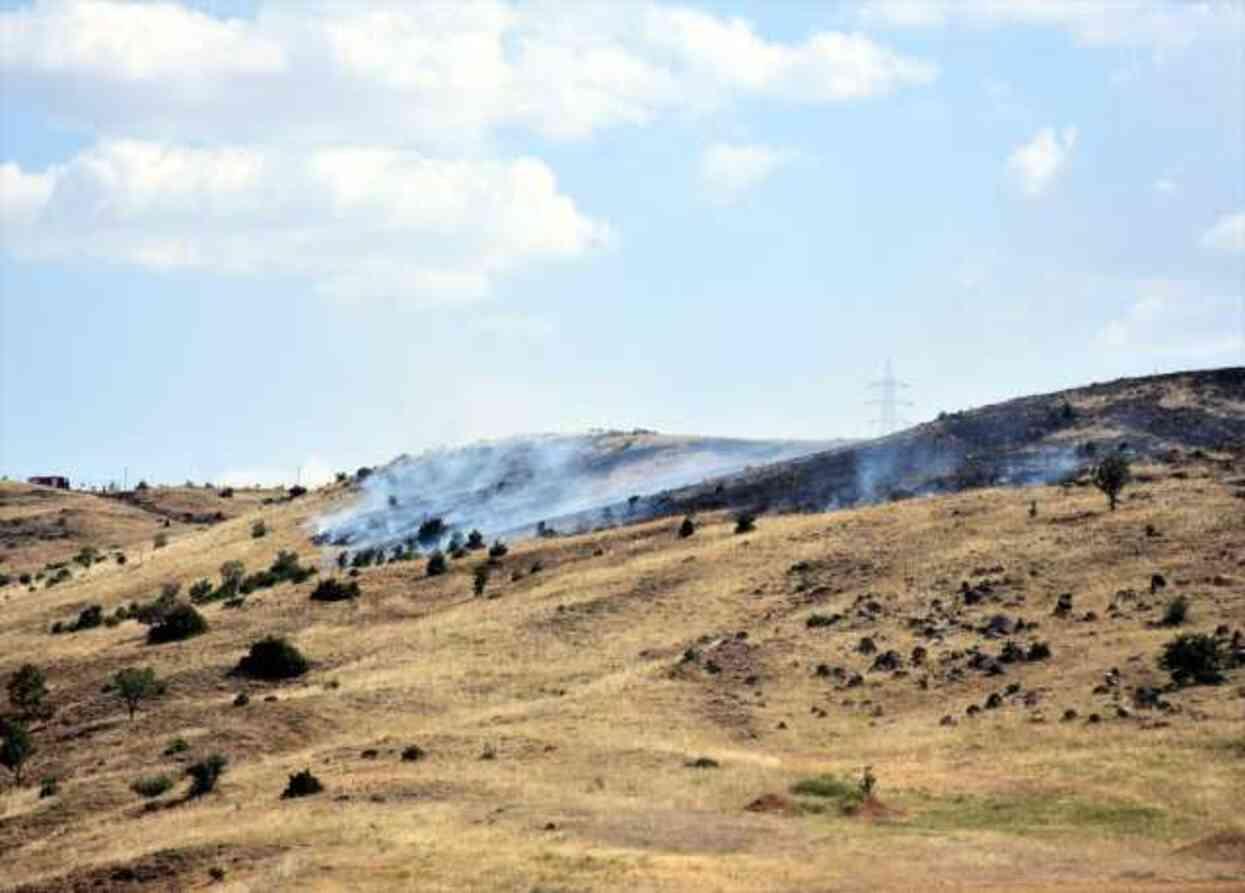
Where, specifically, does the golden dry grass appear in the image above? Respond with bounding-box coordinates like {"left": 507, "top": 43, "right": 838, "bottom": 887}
{"left": 1, "top": 457, "right": 1243, "bottom": 892}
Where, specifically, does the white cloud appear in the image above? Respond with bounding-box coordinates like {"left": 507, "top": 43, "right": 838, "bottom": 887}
{"left": 1007, "top": 127, "right": 1077, "bottom": 198}
{"left": 1200, "top": 211, "right": 1245, "bottom": 255}
{"left": 699, "top": 143, "right": 794, "bottom": 204}
{"left": 1151, "top": 177, "right": 1180, "bottom": 197}
{"left": 1, "top": 141, "right": 611, "bottom": 303}
{"left": 1096, "top": 279, "right": 1243, "bottom": 359}
{"left": 858, "top": 1, "right": 1243, "bottom": 52}
{"left": 0, "top": 1, "right": 937, "bottom": 147}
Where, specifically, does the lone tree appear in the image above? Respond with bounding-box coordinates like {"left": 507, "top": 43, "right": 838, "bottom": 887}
{"left": 0, "top": 719, "right": 33, "bottom": 786}
{"left": 7, "top": 664, "right": 48, "bottom": 719}
{"left": 1092, "top": 453, "right": 1131, "bottom": 511}
{"left": 114, "top": 667, "right": 161, "bottom": 720}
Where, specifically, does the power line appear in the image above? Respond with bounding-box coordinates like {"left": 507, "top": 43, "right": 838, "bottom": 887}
{"left": 867, "top": 359, "right": 913, "bottom": 437}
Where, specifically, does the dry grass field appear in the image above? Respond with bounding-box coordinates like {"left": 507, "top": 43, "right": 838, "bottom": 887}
{"left": 1, "top": 448, "right": 1243, "bottom": 891}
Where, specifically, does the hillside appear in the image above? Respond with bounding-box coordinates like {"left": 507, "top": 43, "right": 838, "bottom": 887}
{"left": 0, "top": 373, "right": 1243, "bottom": 891}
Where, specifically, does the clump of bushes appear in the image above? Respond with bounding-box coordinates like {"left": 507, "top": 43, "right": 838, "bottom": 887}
{"left": 235, "top": 636, "right": 309, "bottom": 680}
{"left": 309, "top": 578, "right": 360, "bottom": 602}
{"left": 237, "top": 551, "right": 316, "bottom": 594}
{"left": 1159, "top": 633, "right": 1226, "bottom": 686}
{"left": 466, "top": 529, "right": 485, "bottom": 550}
{"left": 416, "top": 518, "right": 446, "bottom": 547}
{"left": 131, "top": 774, "right": 173, "bottom": 799}
{"left": 44, "top": 567, "right": 72, "bottom": 588}
{"left": 53, "top": 604, "right": 103, "bottom": 634}
{"left": 188, "top": 579, "right": 213, "bottom": 602}
{"left": 187, "top": 754, "right": 227, "bottom": 798}
{"left": 287, "top": 485, "right": 307, "bottom": 500}
{"left": 218, "top": 487, "right": 235, "bottom": 498}
{"left": 281, "top": 768, "right": 323, "bottom": 799}
{"left": 147, "top": 603, "right": 208, "bottom": 644}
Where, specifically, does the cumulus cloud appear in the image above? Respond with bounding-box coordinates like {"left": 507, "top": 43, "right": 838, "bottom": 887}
{"left": 1200, "top": 211, "right": 1245, "bottom": 255}
{"left": 0, "top": 1, "right": 937, "bottom": 146}
{"left": 858, "top": 1, "right": 1243, "bottom": 52}
{"left": 699, "top": 143, "right": 794, "bottom": 204}
{"left": 1, "top": 141, "right": 611, "bottom": 303}
{"left": 1007, "top": 127, "right": 1077, "bottom": 198}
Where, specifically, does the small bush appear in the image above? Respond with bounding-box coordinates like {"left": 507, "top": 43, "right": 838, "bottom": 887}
{"left": 0, "top": 719, "right": 34, "bottom": 785}
{"left": 417, "top": 518, "right": 446, "bottom": 547}
{"left": 1092, "top": 453, "right": 1131, "bottom": 511}
{"left": 790, "top": 774, "right": 863, "bottom": 809}
{"left": 472, "top": 565, "right": 489, "bottom": 597}
{"left": 115, "top": 554, "right": 127, "bottom": 566}
{"left": 309, "top": 578, "right": 360, "bottom": 602}
{"left": 189, "top": 579, "right": 213, "bottom": 602}
{"left": 1161, "top": 595, "right": 1189, "bottom": 627}
{"left": 164, "top": 737, "right": 190, "bottom": 756}
{"left": 131, "top": 774, "right": 173, "bottom": 799}
{"left": 488, "top": 540, "right": 508, "bottom": 560}
{"left": 39, "top": 776, "right": 58, "bottom": 798}
{"left": 466, "top": 529, "right": 485, "bottom": 550}
{"left": 426, "top": 551, "right": 447, "bottom": 577}
{"left": 1159, "top": 633, "right": 1226, "bottom": 686}
{"left": 734, "top": 513, "right": 757, "bottom": 534}
{"left": 71, "top": 604, "right": 103, "bottom": 632}
{"left": 147, "top": 604, "right": 208, "bottom": 644}
{"left": 251, "top": 520, "right": 268, "bottom": 539}
{"left": 281, "top": 768, "right": 323, "bottom": 799}
{"left": 287, "top": 485, "right": 307, "bottom": 500}
{"left": 805, "top": 613, "right": 839, "bottom": 629}
{"left": 235, "top": 636, "right": 309, "bottom": 680}
{"left": 114, "top": 666, "right": 162, "bottom": 719}
{"left": 18, "top": 573, "right": 32, "bottom": 585}
{"left": 7, "top": 664, "right": 48, "bottom": 718}
{"left": 218, "top": 487, "right": 235, "bottom": 499}
{"left": 678, "top": 517, "right": 695, "bottom": 538}
{"left": 153, "top": 533, "right": 168, "bottom": 550}
{"left": 187, "top": 754, "right": 227, "bottom": 798}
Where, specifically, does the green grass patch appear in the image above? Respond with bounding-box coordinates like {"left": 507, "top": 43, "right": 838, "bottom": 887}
{"left": 906, "top": 792, "right": 1174, "bottom": 838}
{"left": 791, "top": 775, "right": 865, "bottom": 813}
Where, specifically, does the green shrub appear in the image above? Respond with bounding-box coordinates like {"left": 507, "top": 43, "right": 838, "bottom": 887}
{"left": 235, "top": 636, "right": 309, "bottom": 680}
{"left": 18, "top": 573, "right": 31, "bottom": 585}
{"left": 38, "top": 776, "right": 58, "bottom": 798}
{"left": 488, "top": 540, "right": 508, "bottom": 560}
{"left": 281, "top": 768, "right": 323, "bottom": 799}
{"left": 0, "top": 718, "right": 34, "bottom": 785}
{"left": 114, "top": 666, "right": 163, "bottom": 719}
{"left": 1159, "top": 633, "right": 1226, "bottom": 686}
{"left": 1092, "top": 453, "right": 1131, "bottom": 511}
{"left": 187, "top": 754, "right": 227, "bottom": 798}
{"left": 790, "top": 774, "right": 864, "bottom": 809}
{"left": 7, "top": 664, "right": 48, "bottom": 719}
{"left": 72, "top": 546, "right": 99, "bottom": 568}
{"left": 678, "top": 517, "right": 695, "bottom": 538}
{"left": 252, "top": 520, "right": 268, "bottom": 539}
{"left": 147, "top": 604, "right": 208, "bottom": 644}
{"left": 472, "top": 565, "right": 489, "bottom": 597}
{"left": 71, "top": 604, "right": 103, "bottom": 632}
{"left": 153, "top": 533, "right": 169, "bottom": 549}
{"left": 734, "top": 513, "right": 757, "bottom": 534}
{"left": 426, "top": 551, "right": 447, "bottom": 577}
{"left": 466, "top": 529, "right": 485, "bottom": 550}
{"left": 164, "top": 737, "right": 190, "bottom": 756}
{"left": 309, "top": 578, "right": 360, "bottom": 602}
{"left": 131, "top": 774, "right": 173, "bottom": 799}
{"left": 1161, "top": 595, "right": 1189, "bottom": 627}
{"left": 189, "top": 580, "right": 214, "bottom": 602}
{"left": 218, "top": 487, "right": 235, "bottom": 498}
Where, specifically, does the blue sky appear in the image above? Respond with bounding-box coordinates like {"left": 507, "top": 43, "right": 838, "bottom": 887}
{"left": 2, "top": 0, "right": 1243, "bottom": 488}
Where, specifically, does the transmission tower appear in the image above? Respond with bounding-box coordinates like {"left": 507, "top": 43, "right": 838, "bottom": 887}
{"left": 868, "top": 359, "right": 913, "bottom": 437}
